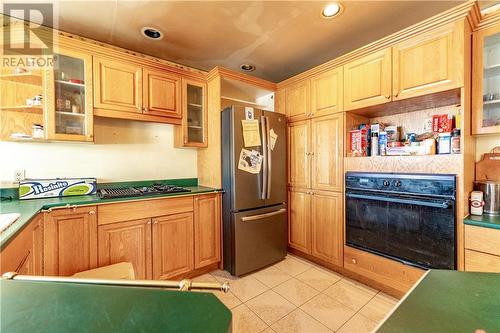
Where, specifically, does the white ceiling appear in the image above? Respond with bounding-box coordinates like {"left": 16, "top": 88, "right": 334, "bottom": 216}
{"left": 3, "top": 1, "right": 464, "bottom": 82}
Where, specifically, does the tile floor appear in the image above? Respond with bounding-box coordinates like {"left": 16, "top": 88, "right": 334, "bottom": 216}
{"left": 193, "top": 254, "right": 399, "bottom": 333}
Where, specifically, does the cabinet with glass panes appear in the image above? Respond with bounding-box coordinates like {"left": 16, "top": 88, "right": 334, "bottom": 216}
{"left": 45, "top": 47, "right": 93, "bottom": 141}
{"left": 473, "top": 23, "right": 500, "bottom": 134}
{"left": 175, "top": 79, "right": 207, "bottom": 147}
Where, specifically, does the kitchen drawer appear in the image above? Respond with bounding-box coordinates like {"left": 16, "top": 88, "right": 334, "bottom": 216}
{"left": 465, "top": 249, "right": 500, "bottom": 273}
{"left": 344, "top": 246, "right": 424, "bottom": 296}
{"left": 98, "top": 196, "right": 193, "bottom": 225}
{"left": 465, "top": 225, "right": 500, "bottom": 256}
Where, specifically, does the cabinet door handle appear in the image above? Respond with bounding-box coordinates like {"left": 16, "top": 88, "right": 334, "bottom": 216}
{"left": 88, "top": 210, "right": 95, "bottom": 215}
{"left": 385, "top": 95, "right": 391, "bottom": 100}
{"left": 147, "top": 221, "right": 152, "bottom": 225}
{"left": 351, "top": 258, "right": 357, "bottom": 264}
{"left": 153, "top": 221, "right": 158, "bottom": 224}
{"left": 394, "top": 92, "right": 399, "bottom": 98}
{"left": 310, "top": 152, "right": 315, "bottom": 156}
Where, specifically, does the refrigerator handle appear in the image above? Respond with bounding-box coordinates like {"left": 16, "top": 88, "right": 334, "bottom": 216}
{"left": 265, "top": 116, "right": 271, "bottom": 199}
{"left": 260, "top": 116, "right": 268, "bottom": 200}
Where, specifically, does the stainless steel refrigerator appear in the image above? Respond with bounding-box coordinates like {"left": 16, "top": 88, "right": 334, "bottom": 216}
{"left": 221, "top": 105, "right": 287, "bottom": 276}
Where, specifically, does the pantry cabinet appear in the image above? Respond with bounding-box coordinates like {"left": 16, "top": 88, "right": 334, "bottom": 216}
{"left": 0, "top": 214, "right": 43, "bottom": 275}
{"left": 43, "top": 206, "right": 98, "bottom": 276}
{"left": 194, "top": 194, "right": 221, "bottom": 268}
{"left": 288, "top": 188, "right": 311, "bottom": 254}
{"left": 473, "top": 23, "right": 500, "bottom": 135}
{"left": 343, "top": 48, "right": 392, "bottom": 110}
{"left": 285, "top": 81, "right": 310, "bottom": 121}
{"left": 98, "top": 218, "right": 152, "bottom": 280}
{"left": 393, "top": 22, "right": 462, "bottom": 101}
{"left": 310, "top": 67, "right": 343, "bottom": 117}
{"left": 287, "top": 120, "right": 310, "bottom": 188}
{"left": 143, "top": 68, "right": 181, "bottom": 118}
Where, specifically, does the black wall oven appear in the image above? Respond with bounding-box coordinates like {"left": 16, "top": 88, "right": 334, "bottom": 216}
{"left": 345, "top": 172, "right": 456, "bottom": 270}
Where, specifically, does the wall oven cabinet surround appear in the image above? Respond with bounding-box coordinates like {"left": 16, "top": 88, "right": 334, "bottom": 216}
{"left": 473, "top": 23, "right": 500, "bottom": 134}
{"left": 345, "top": 172, "right": 456, "bottom": 270}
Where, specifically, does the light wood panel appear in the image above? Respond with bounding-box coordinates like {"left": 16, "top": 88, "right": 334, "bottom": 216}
{"left": 287, "top": 188, "right": 311, "bottom": 254}
{"left": 393, "top": 22, "right": 463, "bottom": 100}
{"left": 194, "top": 194, "right": 221, "bottom": 269}
{"left": 43, "top": 206, "right": 98, "bottom": 276}
{"left": 311, "top": 191, "right": 343, "bottom": 266}
{"left": 98, "top": 196, "right": 193, "bottom": 225}
{"left": 311, "top": 113, "right": 343, "bottom": 191}
{"left": 465, "top": 249, "right": 500, "bottom": 273}
{"left": 465, "top": 225, "right": 500, "bottom": 256}
{"left": 287, "top": 120, "right": 311, "bottom": 188}
{"left": 344, "top": 48, "right": 392, "bottom": 110}
{"left": 98, "top": 219, "right": 152, "bottom": 279}
{"left": 152, "top": 212, "right": 194, "bottom": 279}
{"left": 143, "top": 67, "right": 181, "bottom": 118}
{"left": 310, "top": 67, "right": 343, "bottom": 117}
{"left": 285, "top": 81, "right": 310, "bottom": 121}
{"left": 93, "top": 56, "right": 143, "bottom": 113}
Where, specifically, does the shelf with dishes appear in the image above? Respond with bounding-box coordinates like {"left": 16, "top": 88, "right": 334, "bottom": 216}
{"left": 55, "top": 79, "right": 85, "bottom": 88}
{"left": 0, "top": 105, "right": 43, "bottom": 113}
{"left": 55, "top": 110, "right": 86, "bottom": 117}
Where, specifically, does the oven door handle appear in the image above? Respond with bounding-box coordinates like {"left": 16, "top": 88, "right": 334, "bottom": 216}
{"left": 346, "top": 193, "right": 454, "bottom": 209}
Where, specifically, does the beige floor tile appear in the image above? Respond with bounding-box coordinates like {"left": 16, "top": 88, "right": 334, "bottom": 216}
{"left": 337, "top": 313, "right": 378, "bottom": 333}
{"left": 359, "top": 292, "right": 398, "bottom": 322}
{"left": 300, "top": 293, "right": 356, "bottom": 331}
{"left": 246, "top": 290, "right": 297, "bottom": 325}
{"left": 191, "top": 274, "right": 242, "bottom": 309}
{"left": 261, "top": 328, "right": 276, "bottom": 333}
{"left": 323, "top": 279, "right": 377, "bottom": 311}
{"left": 229, "top": 275, "right": 269, "bottom": 302}
{"left": 295, "top": 266, "right": 342, "bottom": 291}
{"left": 252, "top": 265, "right": 292, "bottom": 288}
{"left": 210, "top": 269, "right": 240, "bottom": 281}
{"left": 272, "top": 278, "right": 319, "bottom": 307}
{"left": 192, "top": 273, "right": 218, "bottom": 283}
{"left": 231, "top": 304, "right": 268, "bottom": 333}
{"left": 271, "top": 308, "right": 332, "bottom": 333}
{"left": 275, "top": 256, "right": 311, "bottom": 276}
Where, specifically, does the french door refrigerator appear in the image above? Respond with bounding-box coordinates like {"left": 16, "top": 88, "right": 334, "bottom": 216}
{"left": 222, "top": 105, "right": 287, "bottom": 276}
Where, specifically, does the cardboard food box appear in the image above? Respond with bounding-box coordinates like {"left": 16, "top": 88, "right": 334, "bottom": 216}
{"left": 349, "top": 128, "right": 369, "bottom": 156}
{"left": 432, "top": 114, "right": 454, "bottom": 133}
{"left": 19, "top": 178, "right": 97, "bottom": 200}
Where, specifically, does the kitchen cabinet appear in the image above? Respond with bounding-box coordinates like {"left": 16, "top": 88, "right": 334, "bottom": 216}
{"left": 287, "top": 120, "right": 310, "bottom": 188}
{"left": 143, "top": 68, "right": 181, "bottom": 118}
{"left": 465, "top": 225, "right": 500, "bottom": 272}
{"left": 0, "top": 214, "right": 43, "bottom": 275}
{"left": 175, "top": 78, "right": 208, "bottom": 148}
{"left": 343, "top": 48, "right": 392, "bottom": 110}
{"left": 285, "top": 81, "right": 310, "bottom": 122}
{"left": 152, "top": 212, "right": 194, "bottom": 279}
{"left": 310, "top": 67, "right": 343, "bottom": 117}
{"left": 93, "top": 56, "right": 143, "bottom": 114}
{"left": 473, "top": 23, "right": 500, "bottom": 134}
{"left": 43, "top": 206, "right": 97, "bottom": 276}
{"left": 288, "top": 188, "right": 311, "bottom": 254}
{"left": 194, "top": 194, "right": 221, "bottom": 269}
{"left": 393, "top": 22, "right": 462, "bottom": 101}
{"left": 98, "top": 218, "right": 152, "bottom": 279}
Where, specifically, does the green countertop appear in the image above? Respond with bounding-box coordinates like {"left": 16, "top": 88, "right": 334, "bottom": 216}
{"left": 377, "top": 270, "right": 500, "bottom": 333}
{"left": 0, "top": 279, "right": 232, "bottom": 333}
{"left": 464, "top": 214, "right": 500, "bottom": 230}
{"left": 0, "top": 178, "right": 221, "bottom": 248}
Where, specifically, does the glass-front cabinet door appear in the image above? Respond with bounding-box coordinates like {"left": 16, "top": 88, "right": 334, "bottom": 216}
{"left": 45, "top": 47, "right": 93, "bottom": 141}
{"left": 473, "top": 24, "right": 500, "bottom": 134}
{"left": 175, "top": 78, "right": 207, "bottom": 147}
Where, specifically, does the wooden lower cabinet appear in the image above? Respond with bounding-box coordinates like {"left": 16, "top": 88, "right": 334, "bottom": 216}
{"left": 152, "top": 212, "right": 194, "bottom": 279}
{"left": 194, "top": 194, "right": 221, "bottom": 269}
{"left": 288, "top": 188, "right": 311, "bottom": 253}
{"left": 98, "top": 219, "right": 152, "bottom": 279}
{"left": 44, "top": 206, "right": 98, "bottom": 276}
{"left": 0, "top": 214, "right": 43, "bottom": 275}
{"left": 464, "top": 225, "right": 500, "bottom": 272}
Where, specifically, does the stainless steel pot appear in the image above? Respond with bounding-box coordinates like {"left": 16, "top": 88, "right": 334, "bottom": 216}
{"left": 474, "top": 180, "right": 500, "bottom": 215}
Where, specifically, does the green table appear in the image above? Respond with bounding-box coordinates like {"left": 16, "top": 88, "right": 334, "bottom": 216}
{"left": 0, "top": 279, "right": 232, "bottom": 333}
{"left": 377, "top": 270, "right": 500, "bottom": 333}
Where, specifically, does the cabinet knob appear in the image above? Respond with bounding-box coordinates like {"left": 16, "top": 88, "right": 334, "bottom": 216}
{"left": 310, "top": 152, "right": 315, "bottom": 156}
{"left": 88, "top": 210, "right": 95, "bottom": 215}
{"left": 147, "top": 221, "right": 152, "bottom": 225}
{"left": 351, "top": 258, "right": 357, "bottom": 264}
{"left": 385, "top": 95, "right": 391, "bottom": 100}
{"left": 87, "top": 134, "right": 93, "bottom": 139}
{"left": 154, "top": 221, "right": 158, "bottom": 224}
{"left": 394, "top": 92, "right": 399, "bottom": 98}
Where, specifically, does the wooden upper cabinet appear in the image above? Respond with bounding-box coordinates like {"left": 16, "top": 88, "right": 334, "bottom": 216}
{"left": 276, "top": 89, "right": 286, "bottom": 115}
{"left": 311, "top": 191, "right": 343, "bottom": 266}
{"left": 0, "top": 214, "right": 43, "bottom": 275}
{"left": 287, "top": 120, "right": 310, "bottom": 188}
{"left": 143, "top": 68, "right": 181, "bottom": 118}
{"left": 152, "top": 212, "right": 194, "bottom": 279}
{"left": 93, "top": 56, "right": 143, "bottom": 113}
{"left": 311, "top": 113, "right": 344, "bottom": 192}
{"left": 311, "top": 67, "right": 343, "bottom": 117}
{"left": 98, "top": 219, "right": 152, "bottom": 280}
{"left": 43, "top": 206, "right": 98, "bottom": 276}
{"left": 285, "top": 80, "right": 310, "bottom": 121}
{"left": 344, "top": 48, "right": 392, "bottom": 110}
{"left": 194, "top": 194, "right": 221, "bottom": 269}
{"left": 288, "top": 188, "right": 311, "bottom": 254}
{"left": 393, "top": 22, "right": 463, "bottom": 101}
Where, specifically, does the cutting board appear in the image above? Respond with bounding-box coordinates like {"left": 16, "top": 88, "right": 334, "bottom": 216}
{"left": 476, "top": 147, "right": 500, "bottom": 181}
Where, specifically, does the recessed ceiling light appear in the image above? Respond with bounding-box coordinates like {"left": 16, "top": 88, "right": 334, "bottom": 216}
{"left": 141, "top": 27, "right": 163, "bottom": 40}
{"left": 240, "top": 64, "right": 256, "bottom": 72}
{"left": 322, "top": 3, "right": 343, "bottom": 18}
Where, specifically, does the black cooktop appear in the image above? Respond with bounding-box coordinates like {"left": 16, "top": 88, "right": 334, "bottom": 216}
{"left": 97, "top": 184, "right": 191, "bottom": 199}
